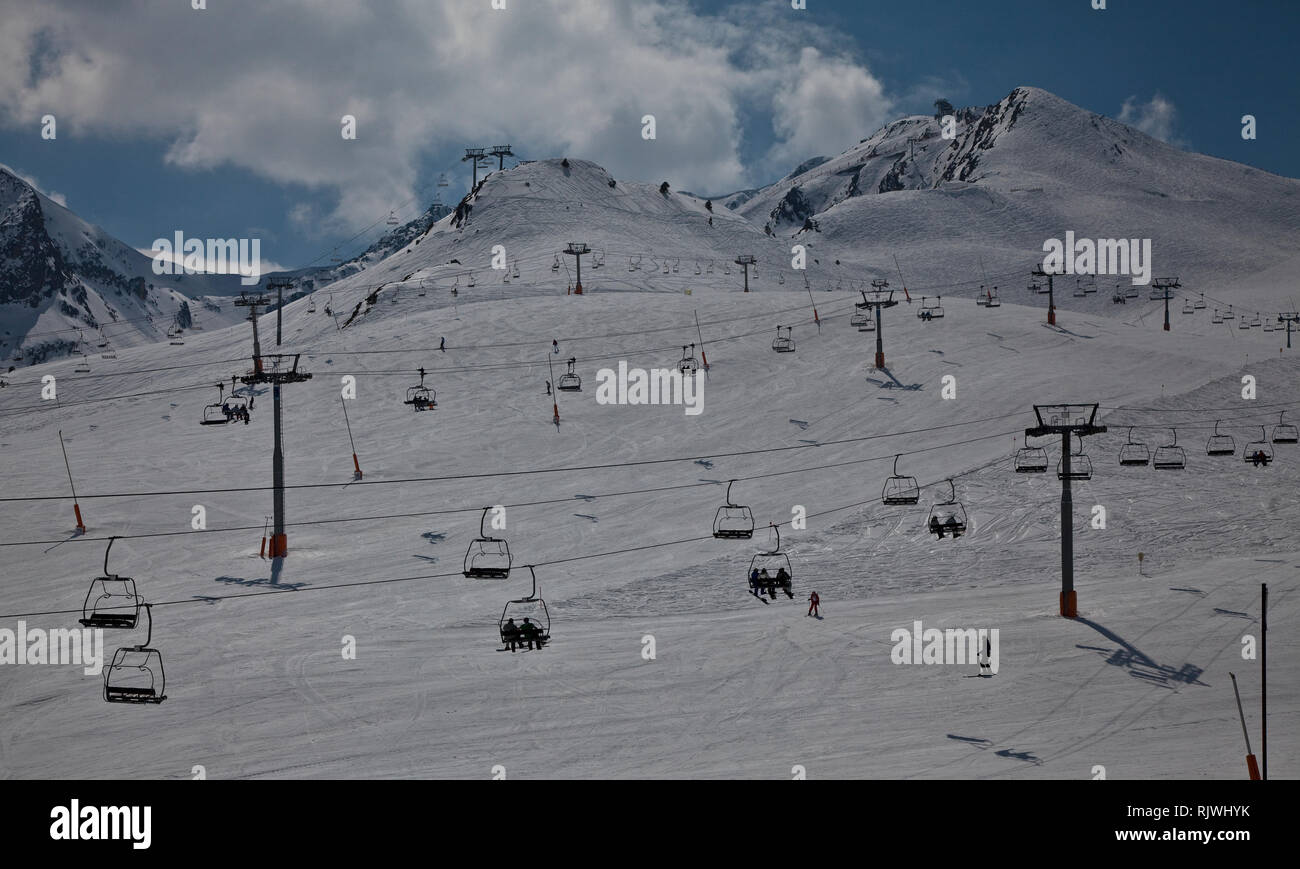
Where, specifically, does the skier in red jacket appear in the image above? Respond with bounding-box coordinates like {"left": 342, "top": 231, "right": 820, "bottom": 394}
{"left": 807, "top": 591, "right": 820, "bottom": 617}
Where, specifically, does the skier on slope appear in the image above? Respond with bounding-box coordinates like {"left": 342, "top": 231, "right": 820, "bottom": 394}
{"left": 552, "top": 339, "right": 559, "bottom": 354}
{"left": 977, "top": 634, "right": 993, "bottom": 676}
{"left": 439, "top": 337, "right": 446, "bottom": 352}
{"left": 807, "top": 590, "right": 820, "bottom": 618}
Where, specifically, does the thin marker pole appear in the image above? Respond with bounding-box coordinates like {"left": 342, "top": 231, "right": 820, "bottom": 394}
{"left": 58, "top": 430, "right": 85, "bottom": 533}
{"left": 340, "top": 397, "right": 362, "bottom": 479}
{"left": 695, "top": 310, "right": 709, "bottom": 372}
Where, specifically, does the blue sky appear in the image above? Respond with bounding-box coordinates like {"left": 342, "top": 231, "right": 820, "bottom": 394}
{"left": 0, "top": 0, "right": 1294, "bottom": 274}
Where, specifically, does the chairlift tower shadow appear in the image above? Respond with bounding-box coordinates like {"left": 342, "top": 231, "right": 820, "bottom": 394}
{"left": 1025, "top": 404, "right": 1106, "bottom": 617}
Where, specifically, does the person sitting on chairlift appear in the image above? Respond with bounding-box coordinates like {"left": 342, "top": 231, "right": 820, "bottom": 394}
{"left": 502, "top": 617, "right": 521, "bottom": 652}
{"left": 776, "top": 567, "right": 791, "bottom": 588}
{"left": 519, "top": 618, "right": 543, "bottom": 650}
{"left": 929, "top": 516, "right": 946, "bottom": 539}
{"left": 945, "top": 515, "right": 961, "bottom": 538}
{"left": 749, "top": 568, "right": 761, "bottom": 595}
{"left": 1252, "top": 449, "right": 1271, "bottom": 467}
{"left": 758, "top": 568, "right": 773, "bottom": 597}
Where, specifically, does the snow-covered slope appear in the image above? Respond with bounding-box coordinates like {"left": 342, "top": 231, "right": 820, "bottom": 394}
{"left": 0, "top": 266, "right": 1295, "bottom": 778}
{"left": 0, "top": 168, "right": 245, "bottom": 367}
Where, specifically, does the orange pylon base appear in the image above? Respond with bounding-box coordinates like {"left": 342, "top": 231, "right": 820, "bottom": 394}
{"left": 874, "top": 352, "right": 885, "bottom": 369}
{"left": 1048, "top": 310, "right": 1056, "bottom": 326}
{"left": 269, "top": 534, "right": 288, "bottom": 558}
{"left": 574, "top": 283, "right": 583, "bottom": 295}
{"left": 1246, "top": 754, "right": 1261, "bottom": 780}
{"left": 352, "top": 453, "right": 362, "bottom": 479}
{"left": 1060, "top": 590, "right": 1077, "bottom": 618}
{"left": 73, "top": 503, "right": 86, "bottom": 533}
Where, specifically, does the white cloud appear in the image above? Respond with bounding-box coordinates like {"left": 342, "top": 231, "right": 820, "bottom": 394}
{"left": 135, "top": 246, "right": 289, "bottom": 279}
{"left": 0, "top": 0, "right": 893, "bottom": 227}
{"left": 1118, "top": 93, "right": 1188, "bottom": 148}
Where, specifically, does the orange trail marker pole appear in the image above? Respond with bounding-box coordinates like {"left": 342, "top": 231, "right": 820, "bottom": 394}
{"left": 1230, "top": 672, "right": 1261, "bottom": 780}
{"left": 58, "top": 430, "right": 86, "bottom": 533}
{"left": 695, "top": 310, "right": 709, "bottom": 371}
{"left": 340, "top": 397, "right": 362, "bottom": 480}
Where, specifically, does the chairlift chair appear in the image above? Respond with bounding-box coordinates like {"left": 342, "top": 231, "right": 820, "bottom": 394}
{"left": 677, "top": 344, "right": 699, "bottom": 375}
{"left": 308, "top": 297, "right": 317, "bottom": 312}
{"left": 1152, "top": 428, "right": 1187, "bottom": 470}
{"left": 1271, "top": 411, "right": 1298, "bottom": 444}
{"left": 975, "top": 287, "right": 988, "bottom": 306}
{"left": 1251, "top": 313, "right": 1262, "bottom": 328}
{"left": 557, "top": 357, "right": 581, "bottom": 391}
{"left": 387, "top": 211, "right": 399, "bottom": 226}
{"left": 713, "top": 480, "right": 755, "bottom": 539}
{"left": 1182, "top": 299, "right": 1195, "bottom": 315}
{"left": 103, "top": 602, "right": 167, "bottom": 704}
{"left": 926, "top": 479, "right": 968, "bottom": 538}
{"left": 1194, "top": 293, "right": 1207, "bottom": 310}
{"left": 463, "top": 507, "right": 512, "bottom": 579}
{"left": 771, "top": 325, "right": 795, "bottom": 353}
{"left": 747, "top": 524, "right": 794, "bottom": 599}
{"left": 79, "top": 537, "right": 142, "bottom": 629}
{"left": 1206, "top": 421, "right": 1236, "bottom": 457}
{"left": 74, "top": 360, "right": 91, "bottom": 374}
{"left": 404, "top": 367, "right": 437, "bottom": 411}
{"left": 882, "top": 455, "right": 921, "bottom": 503}
{"left": 1222, "top": 306, "right": 1235, "bottom": 320}
{"left": 851, "top": 310, "right": 874, "bottom": 331}
{"left": 985, "top": 287, "right": 1001, "bottom": 308}
{"left": 1125, "top": 284, "right": 1140, "bottom": 299}
{"left": 1238, "top": 316, "right": 1251, "bottom": 330}
{"left": 1243, "top": 426, "right": 1274, "bottom": 465}
{"left": 917, "top": 296, "right": 944, "bottom": 319}
{"left": 1212, "top": 309, "right": 1224, "bottom": 324}
{"left": 1117, "top": 427, "right": 1151, "bottom": 467}
{"left": 1057, "top": 442, "right": 1093, "bottom": 481}
{"left": 498, "top": 566, "right": 550, "bottom": 648}
{"left": 1073, "top": 279, "right": 1088, "bottom": 298}
{"left": 200, "top": 383, "right": 234, "bottom": 426}
{"left": 1014, "top": 440, "right": 1049, "bottom": 474}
